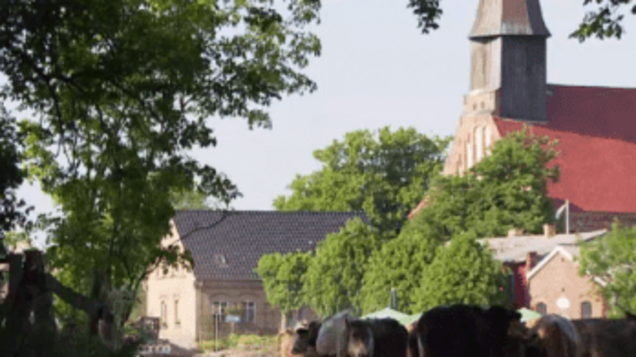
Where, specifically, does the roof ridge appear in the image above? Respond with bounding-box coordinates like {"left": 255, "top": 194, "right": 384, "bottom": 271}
{"left": 548, "top": 83, "right": 636, "bottom": 91}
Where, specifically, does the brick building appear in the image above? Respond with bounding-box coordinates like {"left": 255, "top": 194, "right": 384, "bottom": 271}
{"left": 410, "top": 0, "right": 636, "bottom": 233}
{"left": 527, "top": 245, "right": 608, "bottom": 319}
{"left": 481, "top": 228, "right": 607, "bottom": 310}
{"left": 145, "top": 210, "right": 364, "bottom": 349}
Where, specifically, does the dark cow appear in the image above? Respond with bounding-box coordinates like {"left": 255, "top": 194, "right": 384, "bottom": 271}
{"left": 343, "top": 317, "right": 408, "bottom": 357}
{"left": 292, "top": 321, "right": 322, "bottom": 356}
{"left": 408, "top": 304, "right": 524, "bottom": 357}
{"left": 316, "top": 311, "right": 355, "bottom": 357}
{"left": 572, "top": 313, "right": 636, "bottom": 357}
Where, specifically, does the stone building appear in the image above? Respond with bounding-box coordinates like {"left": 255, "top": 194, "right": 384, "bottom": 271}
{"left": 145, "top": 210, "right": 364, "bottom": 349}
{"left": 410, "top": 0, "right": 636, "bottom": 232}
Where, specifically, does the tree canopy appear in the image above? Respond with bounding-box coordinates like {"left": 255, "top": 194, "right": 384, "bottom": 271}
{"left": 1, "top": 0, "right": 323, "bottom": 341}
{"left": 571, "top": 0, "right": 636, "bottom": 42}
{"left": 579, "top": 222, "right": 636, "bottom": 317}
{"left": 256, "top": 251, "right": 312, "bottom": 313}
{"left": 0, "top": 105, "right": 28, "bottom": 238}
{"left": 274, "top": 127, "right": 450, "bottom": 236}
{"left": 359, "top": 221, "right": 440, "bottom": 314}
{"left": 302, "top": 218, "right": 383, "bottom": 318}
{"left": 411, "top": 127, "right": 559, "bottom": 241}
{"left": 411, "top": 231, "right": 509, "bottom": 312}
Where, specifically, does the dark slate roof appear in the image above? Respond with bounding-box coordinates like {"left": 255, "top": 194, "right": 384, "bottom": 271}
{"left": 469, "top": 0, "right": 551, "bottom": 38}
{"left": 173, "top": 210, "right": 367, "bottom": 281}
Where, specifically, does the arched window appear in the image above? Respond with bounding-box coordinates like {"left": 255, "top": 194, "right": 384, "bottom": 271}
{"left": 581, "top": 301, "right": 592, "bottom": 318}
{"left": 485, "top": 126, "right": 492, "bottom": 155}
{"left": 174, "top": 299, "right": 180, "bottom": 325}
{"left": 536, "top": 302, "right": 547, "bottom": 315}
{"left": 475, "top": 127, "right": 484, "bottom": 162}
{"left": 160, "top": 301, "right": 167, "bottom": 326}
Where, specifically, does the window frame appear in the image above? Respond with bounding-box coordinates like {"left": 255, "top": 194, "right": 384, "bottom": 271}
{"left": 242, "top": 301, "right": 256, "bottom": 323}
{"left": 581, "top": 301, "right": 593, "bottom": 318}
{"left": 536, "top": 302, "right": 547, "bottom": 316}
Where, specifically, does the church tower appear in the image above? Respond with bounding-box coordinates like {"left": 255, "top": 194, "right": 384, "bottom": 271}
{"left": 464, "top": 0, "right": 551, "bottom": 122}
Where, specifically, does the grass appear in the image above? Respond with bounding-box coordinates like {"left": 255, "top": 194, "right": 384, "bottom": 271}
{"left": 198, "top": 333, "right": 278, "bottom": 353}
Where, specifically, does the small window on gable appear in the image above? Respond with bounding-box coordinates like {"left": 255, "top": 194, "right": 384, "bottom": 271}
{"left": 536, "top": 302, "right": 547, "bottom": 316}
{"left": 581, "top": 301, "right": 592, "bottom": 318}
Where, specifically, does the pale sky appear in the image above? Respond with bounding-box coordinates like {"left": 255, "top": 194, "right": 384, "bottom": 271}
{"left": 12, "top": 0, "right": 636, "bottom": 244}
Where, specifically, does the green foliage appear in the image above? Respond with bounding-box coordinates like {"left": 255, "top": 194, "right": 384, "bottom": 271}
{"left": 303, "top": 218, "right": 383, "bottom": 317}
{"left": 408, "top": 0, "right": 443, "bottom": 33}
{"left": 274, "top": 127, "right": 450, "bottom": 236}
{"left": 257, "top": 251, "right": 312, "bottom": 313}
{"left": 198, "top": 333, "right": 278, "bottom": 353}
{"left": 411, "top": 231, "right": 509, "bottom": 312}
{"left": 170, "top": 186, "right": 225, "bottom": 211}
{"left": 0, "top": 105, "right": 28, "bottom": 238}
{"left": 579, "top": 222, "right": 636, "bottom": 317}
{"left": 571, "top": 0, "right": 636, "bottom": 42}
{"left": 3, "top": 231, "right": 31, "bottom": 250}
{"left": 1, "top": 0, "right": 323, "bottom": 327}
{"left": 411, "top": 127, "right": 559, "bottom": 241}
{"left": 360, "top": 221, "right": 440, "bottom": 314}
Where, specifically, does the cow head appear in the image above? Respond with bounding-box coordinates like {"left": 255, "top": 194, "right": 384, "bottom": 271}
{"left": 292, "top": 321, "right": 321, "bottom": 354}
{"left": 344, "top": 317, "right": 374, "bottom": 357}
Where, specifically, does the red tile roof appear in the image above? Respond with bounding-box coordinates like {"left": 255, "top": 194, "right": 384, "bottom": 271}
{"left": 495, "top": 84, "right": 636, "bottom": 214}
{"left": 409, "top": 84, "right": 636, "bottom": 218}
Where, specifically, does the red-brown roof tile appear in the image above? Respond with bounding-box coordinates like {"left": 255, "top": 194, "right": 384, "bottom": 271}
{"left": 494, "top": 84, "right": 636, "bottom": 213}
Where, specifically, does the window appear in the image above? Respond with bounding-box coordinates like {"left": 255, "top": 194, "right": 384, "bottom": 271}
{"left": 174, "top": 300, "right": 180, "bottom": 325}
{"left": 243, "top": 301, "right": 256, "bottom": 323}
{"left": 475, "top": 127, "right": 484, "bottom": 162}
{"left": 213, "top": 301, "right": 228, "bottom": 322}
{"left": 160, "top": 301, "right": 168, "bottom": 326}
{"left": 581, "top": 301, "right": 592, "bottom": 318}
{"left": 466, "top": 142, "right": 473, "bottom": 169}
{"left": 485, "top": 126, "right": 492, "bottom": 154}
{"left": 536, "top": 302, "right": 547, "bottom": 316}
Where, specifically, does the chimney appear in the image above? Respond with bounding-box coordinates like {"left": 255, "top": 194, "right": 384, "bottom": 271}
{"left": 526, "top": 251, "right": 539, "bottom": 272}
{"left": 508, "top": 228, "right": 524, "bottom": 238}
{"left": 543, "top": 223, "right": 556, "bottom": 238}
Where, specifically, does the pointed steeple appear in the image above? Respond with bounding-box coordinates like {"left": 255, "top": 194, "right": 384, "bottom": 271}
{"left": 470, "top": 0, "right": 551, "bottom": 38}
{"left": 464, "top": 0, "right": 551, "bottom": 122}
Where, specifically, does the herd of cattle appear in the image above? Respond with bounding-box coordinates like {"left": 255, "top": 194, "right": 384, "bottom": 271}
{"left": 277, "top": 304, "right": 636, "bottom": 357}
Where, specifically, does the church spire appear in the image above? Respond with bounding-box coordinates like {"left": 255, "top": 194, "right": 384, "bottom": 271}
{"left": 465, "top": 0, "right": 551, "bottom": 122}
{"left": 469, "top": 0, "right": 551, "bottom": 38}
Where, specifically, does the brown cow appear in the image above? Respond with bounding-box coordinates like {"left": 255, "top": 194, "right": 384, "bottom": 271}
{"left": 572, "top": 313, "right": 636, "bottom": 357}
{"left": 529, "top": 315, "right": 579, "bottom": 357}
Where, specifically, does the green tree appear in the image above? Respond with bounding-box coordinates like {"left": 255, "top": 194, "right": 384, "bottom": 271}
{"left": 303, "top": 218, "right": 383, "bottom": 317}
{"left": 411, "top": 127, "right": 559, "bottom": 241}
{"left": 274, "top": 127, "right": 450, "bottom": 236}
{"left": 170, "top": 185, "right": 228, "bottom": 211}
{"left": 0, "top": 105, "right": 27, "bottom": 239}
{"left": 571, "top": 0, "right": 636, "bottom": 42}
{"left": 257, "top": 251, "right": 312, "bottom": 314}
{"left": 411, "top": 231, "right": 509, "bottom": 312}
{"left": 1, "top": 0, "right": 322, "bottom": 337}
{"left": 360, "top": 220, "right": 440, "bottom": 314}
{"left": 579, "top": 222, "right": 636, "bottom": 317}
